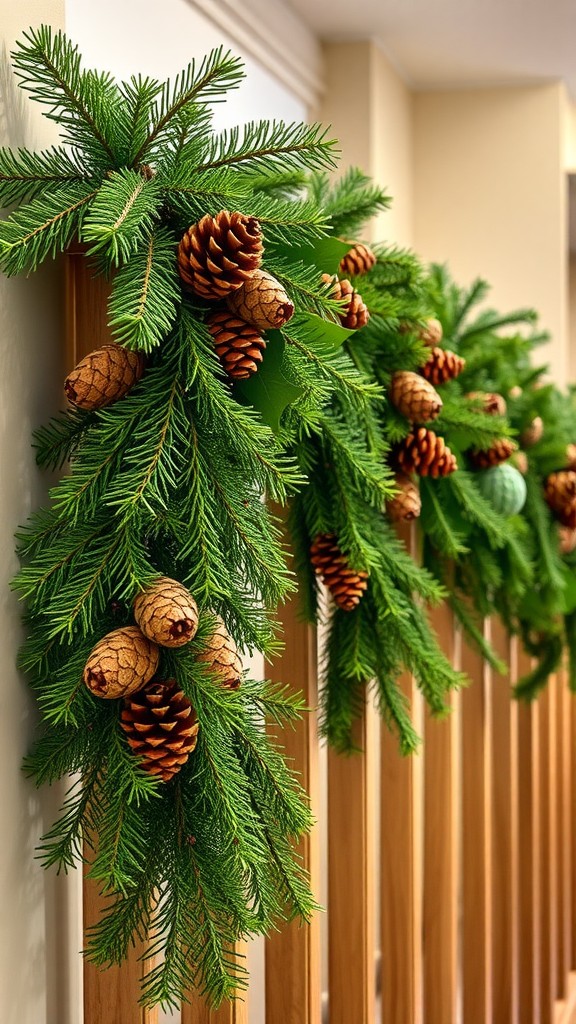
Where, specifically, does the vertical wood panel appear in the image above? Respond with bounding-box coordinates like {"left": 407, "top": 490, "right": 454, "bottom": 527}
{"left": 380, "top": 521, "right": 423, "bottom": 1024}
{"left": 182, "top": 946, "right": 248, "bottom": 1024}
{"left": 328, "top": 702, "right": 377, "bottom": 1024}
{"left": 460, "top": 624, "right": 493, "bottom": 1024}
{"left": 557, "top": 669, "right": 572, "bottom": 998}
{"left": 517, "top": 648, "right": 542, "bottom": 1024}
{"left": 264, "top": 590, "right": 321, "bottom": 1024}
{"left": 540, "top": 679, "right": 559, "bottom": 1023}
{"left": 490, "top": 622, "right": 520, "bottom": 1024}
{"left": 422, "top": 601, "right": 459, "bottom": 1024}
{"left": 66, "top": 253, "right": 157, "bottom": 1024}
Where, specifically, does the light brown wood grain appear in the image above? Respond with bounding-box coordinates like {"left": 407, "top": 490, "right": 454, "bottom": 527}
{"left": 460, "top": 622, "right": 493, "bottom": 1024}
{"left": 557, "top": 670, "right": 572, "bottom": 999}
{"left": 182, "top": 946, "right": 248, "bottom": 1024}
{"left": 422, "top": 600, "right": 459, "bottom": 1024}
{"left": 517, "top": 646, "right": 542, "bottom": 1024}
{"left": 490, "top": 620, "right": 519, "bottom": 1024}
{"left": 264, "top": 586, "right": 321, "bottom": 1024}
{"left": 380, "top": 522, "right": 423, "bottom": 1024}
{"left": 328, "top": 702, "right": 377, "bottom": 1024}
{"left": 540, "top": 679, "right": 559, "bottom": 1023}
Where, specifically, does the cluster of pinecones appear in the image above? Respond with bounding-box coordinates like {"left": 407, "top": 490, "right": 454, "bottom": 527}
{"left": 82, "top": 577, "right": 242, "bottom": 782}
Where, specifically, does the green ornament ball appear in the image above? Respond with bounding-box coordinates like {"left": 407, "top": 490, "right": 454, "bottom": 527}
{"left": 476, "top": 463, "right": 527, "bottom": 516}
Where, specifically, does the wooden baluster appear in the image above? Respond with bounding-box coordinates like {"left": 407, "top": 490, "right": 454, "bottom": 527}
{"left": 422, "top": 601, "right": 460, "bottom": 1024}
{"left": 380, "top": 522, "right": 423, "bottom": 1024}
{"left": 517, "top": 647, "right": 542, "bottom": 1024}
{"left": 264, "top": 589, "right": 321, "bottom": 1024}
{"left": 182, "top": 947, "right": 248, "bottom": 1024}
{"left": 491, "top": 622, "right": 520, "bottom": 1024}
{"left": 460, "top": 622, "right": 493, "bottom": 1024}
{"left": 540, "top": 678, "right": 559, "bottom": 1023}
{"left": 557, "top": 669, "right": 572, "bottom": 1000}
{"left": 328, "top": 701, "right": 377, "bottom": 1024}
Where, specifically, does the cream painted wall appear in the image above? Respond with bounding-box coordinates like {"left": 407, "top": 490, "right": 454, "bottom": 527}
{"left": 0, "top": 3, "right": 83, "bottom": 1023}
{"left": 413, "top": 84, "right": 569, "bottom": 383}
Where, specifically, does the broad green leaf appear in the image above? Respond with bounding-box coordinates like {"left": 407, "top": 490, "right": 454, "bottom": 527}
{"left": 296, "top": 310, "right": 357, "bottom": 351}
{"left": 235, "top": 330, "right": 303, "bottom": 433}
{"left": 270, "top": 235, "right": 350, "bottom": 274}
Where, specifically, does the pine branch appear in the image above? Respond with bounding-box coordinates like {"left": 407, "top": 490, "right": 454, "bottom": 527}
{"left": 82, "top": 169, "right": 162, "bottom": 267}
{"left": 195, "top": 121, "right": 338, "bottom": 175}
{"left": 107, "top": 226, "right": 180, "bottom": 351}
{"left": 0, "top": 145, "right": 92, "bottom": 205}
{"left": 0, "top": 182, "right": 98, "bottom": 275}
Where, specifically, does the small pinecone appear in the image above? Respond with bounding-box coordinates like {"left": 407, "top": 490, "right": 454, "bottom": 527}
{"left": 177, "top": 211, "right": 263, "bottom": 300}
{"left": 559, "top": 525, "right": 576, "bottom": 555}
{"left": 393, "top": 428, "right": 458, "bottom": 478}
{"left": 565, "top": 444, "right": 576, "bottom": 470}
{"left": 227, "top": 269, "right": 294, "bottom": 330}
{"left": 205, "top": 310, "right": 266, "bottom": 379}
{"left": 420, "top": 347, "right": 465, "bottom": 386}
{"left": 468, "top": 438, "right": 517, "bottom": 469}
{"left": 120, "top": 679, "right": 199, "bottom": 783}
{"left": 509, "top": 386, "right": 523, "bottom": 399}
{"left": 65, "top": 345, "right": 145, "bottom": 411}
{"left": 385, "top": 474, "right": 421, "bottom": 522}
{"left": 389, "top": 370, "right": 442, "bottom": 423}
{"left": 133, "top": 577, "right": 199, "bottom": 648}
{"left": 520, "top": 416, "right": 543, "bottom": 447}
{"left": 558, "top": 504, "right": 576, "bottom": 529}
{"left": 83, "top": 626, "right": 159, "bottom": 699}
{"left": 466, "top": 391, "right": 507, "bottom": 417}
{"left": 339, "top": 242, "right": 376, "bottom": 277}
{"left": 544, "top": 471, "right": 576, "bottom": 516}
{"left": 198, "top": 617, "right": 243, "bottom": 689}
{"left": 418, "top": 317, "right": 443, "bottom": 347}
{"left": 310, "top": 533, "right": 369, "bottom": 611}
{"left": 321, "top": 274, "right": 369, "bottom": 330}
{"left": 511, "top": 450, "right": 529, "bottom": 475}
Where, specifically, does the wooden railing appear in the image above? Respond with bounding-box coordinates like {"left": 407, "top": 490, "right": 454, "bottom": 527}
{"left": 67, "top": 254, "right": 576, "bottom": 1024}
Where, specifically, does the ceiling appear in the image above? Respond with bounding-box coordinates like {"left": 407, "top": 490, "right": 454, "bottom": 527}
{"left": 286, "top": 0, "right": 576, "bottom": 99}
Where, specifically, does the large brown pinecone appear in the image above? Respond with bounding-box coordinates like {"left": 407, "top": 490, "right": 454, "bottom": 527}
{"left": 120, "top": 679, "right": 199, "bottom": 783}
{"left": 321, "top": 274, "right": 369, "bottom": 330}
{"left": 393, "top": 428, "right": 458, "bottom": 478}
{"left": 310, "top": 533, "right": 369, "bottom": 611}
{"left": 389, "top": 371, "right": 442, "bottom": 423}
{"left": 418, "top": 317, "right": 443, "bottom": 347}
{"left": 205, "top": 310, "right": 266, "bottom": 379}
{"left": 339, "top": 242, "right": 376, "bottom": 277}
{"left": 65, "top": 345, "right": 145, "bottom": 411}
{"left": 133, "top": 577, "right": 199, "bottom": 648}
{"left": 177, "top": 211, "right": 263, "bottom": 300}
{"left": 227, "top": 269, "right": 294, "bottom": 330}
{"left": 544, "top": 471, "right": 576, "bottom": 516}
{"left": 385, "top": 474, "right": 421, "bottom": 522}
{"left": 468, "top": 438, "right": 517, "bottom": 469}
{"left": 420, "top": 347, "right": 465, "bottom": 386}
{"left": 197, "top": 617, "right": 243, "bottom": 689}
{"left": 83, "top": 626, "right": 159, "bottom": 699}
{"left": 466, "top": 391, "right": 507, "bottom": 417}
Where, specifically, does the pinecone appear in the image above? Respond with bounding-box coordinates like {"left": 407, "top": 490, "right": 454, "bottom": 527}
{"left": 418, "top": 317, "right": 443, "bottom": 347}
{"left": 177, "top": 211, "right": 263, "bottom": 300}
{"left": 558, "top": 504, "right": 576, "bottom": 529}
{"left": 511, "top": 450, "right": 529, "bottom": 475}
{"left": 566, "top": 444, "right": 576, "bottom": 470}
{"left": 393, "top": 428, "right": 458, "bottom": 478}
{"left": 133, "top": 577, "right": 199, "bottom": 648}
{"left": 65, "top": 345, "right": 145, "bottom": 411}
{"left": 120, "top": 679, "right": 199, "bottom": 783}
{"left": 420, "top": 347, "right": 465, "bottom": 386}
{"left": 544, "top": 471, "right": 576, "bottom": 516}
{"left": 321, "top": 274, "right": 369, "bottom": 330}
{"left": 197, "top": 617, "right": 243, "bottom": 689}
{"left": 468, "top": 438, "right": 517, "bottom": 469}
{"left": 509, "top": 386, "right": 523, "bottom": 399}
{"left": 520, "top": 417, "right": 543, "bottom": 447}
{"left": 385, "top": 474, "right": 421, "bottom": 522}
{"left": 83, "top": 626, "right": 159, "bottom": 699}
{"left": 310, "top": 534, "right": 369, "bottom": 611}
{"left": 205, "top": 310, "right": 266, "bottom": 379}
{"left": 466, "top": 391, "right": 507, "bottom": 417}
{"left": 339, "top": 242, "right": 376, "bottom": 277}
{"left": 559, "top": 525, "right": 576, "bottom": 555}
{"left": 389, "top": 371, "right": 442, "bottom": 423}
{"left": 227, "top": 269, "right": 294, "bottom": 330}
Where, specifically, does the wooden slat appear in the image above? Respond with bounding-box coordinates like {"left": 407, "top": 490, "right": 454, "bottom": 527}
{"left": 490, "top": 621, "right": 520, "bottom": 1024}
{"left": 517, "top": 647, "right": 542, "bottom": 1024}
{"left": 182, "top": 946, "right": 248, "bottom": 1024}
{"left": 460, "top": 623, "right": 493, "bottom": 1024}
{"left": 540, "top": 678, "right": 559, "bottom": 1022}
{"left": 328, "top": 701, "right": 377, "bottom": 1024}
{"left": 422, "top": 601, "right": 459, "bottom": 1024}
{"left": 264, "top": 591, "right": 321, "bottom": 1024}
{"left": 557, "top": 669, "right": 572, "bottom": 998}
{"left": 380, "top": 521, "right": 423, "bottom": 1024}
